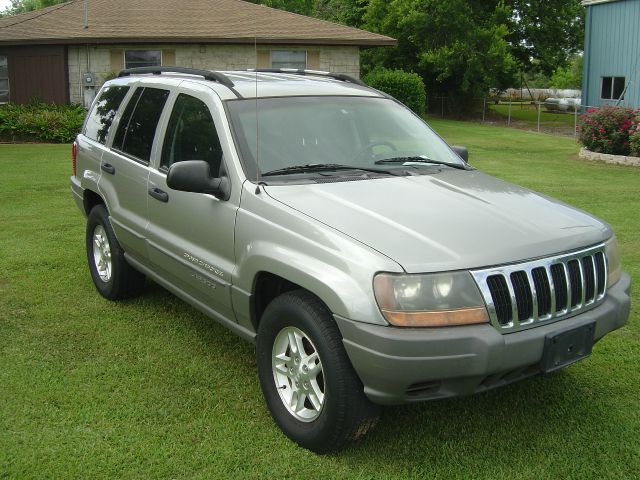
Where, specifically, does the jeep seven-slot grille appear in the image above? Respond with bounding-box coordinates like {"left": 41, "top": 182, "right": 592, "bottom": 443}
{"left": 471, "top": 245, "right": 607, "bottom": 333}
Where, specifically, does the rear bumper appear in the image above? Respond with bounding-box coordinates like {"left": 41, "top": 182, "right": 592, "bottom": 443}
{"left": 70, "top": 175, "right": 85, "bottom": 216}
{"left": 336, "top": 273, "right": 631, "bottom": 405}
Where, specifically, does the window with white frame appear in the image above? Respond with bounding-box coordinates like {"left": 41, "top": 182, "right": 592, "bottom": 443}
{"left": 271, "top": 50, "right": 307, "bottom": 69}
{"left": 0, "top": 56, "right": 9, "bottom": 103}
{"left": 601, "top": 76, "right": 625, "bottom": 100}
{"left": 124, "top": 50, "right": 162, "bottom": 69}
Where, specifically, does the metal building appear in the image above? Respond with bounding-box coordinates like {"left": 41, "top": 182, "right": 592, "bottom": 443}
{"left": 583, "top": 0, "right": 640, "bottom": 108}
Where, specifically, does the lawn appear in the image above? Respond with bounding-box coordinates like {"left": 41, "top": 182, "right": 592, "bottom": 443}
{"left": 1, "top": 123, "right": 639, "bottom": 479}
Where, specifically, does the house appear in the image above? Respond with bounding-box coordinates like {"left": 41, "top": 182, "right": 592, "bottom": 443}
{"left": 582, "top": 0, "right": 640, "bottom": 108}
{"left": 0, "top": 0, "right": 395, "bottom": 107}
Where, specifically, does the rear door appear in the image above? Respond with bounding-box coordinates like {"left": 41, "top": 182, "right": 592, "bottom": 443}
{"left": 99, "top": 85, "right": 170, "bottom": 259}
{"left": 145, "top": 86, "right": 238, "bottom": 320}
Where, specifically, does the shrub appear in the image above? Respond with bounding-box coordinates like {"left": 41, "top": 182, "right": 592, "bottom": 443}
{"left": 0, "top": 100, "right": 85, "bottom": 143}
{"left": 578, "top": 106, "right": 636, "bottom": 155}
{"left": 362, "top": 68, "right": 426, "bottom": 115}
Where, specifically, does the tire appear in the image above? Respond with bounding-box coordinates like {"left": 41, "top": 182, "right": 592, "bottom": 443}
{"left": 86, "top": 204, "right": 145, "bottom": 300}
{"left": 257, "top": 290, "right": 380, "bottom": 453}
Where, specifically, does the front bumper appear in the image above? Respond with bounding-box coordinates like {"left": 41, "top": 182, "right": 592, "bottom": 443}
{"left": 336, "top": 272, "right": 631, "bottom": 405}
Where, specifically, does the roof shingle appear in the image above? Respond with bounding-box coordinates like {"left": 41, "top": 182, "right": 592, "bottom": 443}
{"left": 0, "top": 0, "right": 396, "bottom": 46}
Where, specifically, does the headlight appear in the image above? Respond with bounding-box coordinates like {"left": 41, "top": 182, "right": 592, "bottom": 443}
{"left": 605, "top": 236, "right": 622, "bottom": 287}
{"left": 373, "top": 271, "right": 489, "bottom": 327}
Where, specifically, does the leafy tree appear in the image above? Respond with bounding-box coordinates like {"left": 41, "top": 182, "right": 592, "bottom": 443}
{"left": 363, "top": 0, "right": 518, "bottom": 113}
{"left": 314, "top": 0, "right": 368, "bottom": 27}
{"left": 549, "top": 54, "right": 583, "bottom": 89}
{"left": 0, "top": 0, "right": 66, "bottom": 16}
{"left": 505, "top": 0, "right": 584, "bottom": 76}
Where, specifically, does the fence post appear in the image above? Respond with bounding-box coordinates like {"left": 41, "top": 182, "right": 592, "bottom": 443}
{"left": 482, "top": 97, "right": 486, "bottom": 122}
{"left": 508, "top": 100, "right": 512, "bottom": 127}
{"left": 441, "top": 97, "right": 444, "bottom": 118}
{"left": 574, "top": 105, "right": 578, "bottom": 137}
{"left": 537, "top": 101, "right": 541, "bottom": 133}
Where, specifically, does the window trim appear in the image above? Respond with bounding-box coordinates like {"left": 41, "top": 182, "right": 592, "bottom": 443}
{"left": 270, "top": 50, "right": 307, "bottom": 70}
{"left": 0, "top": 55, "right": 9, "bottom": 104}
{"left": 123, "top": 49, "right": 163, "bottom": 70}
{"left": 600, "top": 75, "right": 626, "bottom": 101}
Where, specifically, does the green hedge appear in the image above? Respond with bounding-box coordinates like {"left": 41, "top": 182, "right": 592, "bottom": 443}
{"left": 362, "top": 69, "right": 426, "bottom": 115}
{"left": 0, "top": 101, "right": 85, "bottom": 143}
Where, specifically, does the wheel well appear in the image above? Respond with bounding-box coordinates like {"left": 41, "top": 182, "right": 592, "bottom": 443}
{"left": 83, "top": 189, "right": 104, "bottom": 216}
{"left": 252, "top": 272, "right": 301, "bottom": 328}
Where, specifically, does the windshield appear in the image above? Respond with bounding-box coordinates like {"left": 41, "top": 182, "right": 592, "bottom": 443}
{"left": 226, "top": 96, "right": 465, "bottom": 180}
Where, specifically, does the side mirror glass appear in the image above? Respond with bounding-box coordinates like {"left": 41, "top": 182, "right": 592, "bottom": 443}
{"left": 451, "top": 145, "right": 469, "bottom": 163}
{"left": 167, "top": 160, "right": 230, "bottom": 200}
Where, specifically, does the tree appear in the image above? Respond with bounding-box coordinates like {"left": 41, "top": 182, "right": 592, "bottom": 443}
{"left": 549, "top": 54, "right": 583, "bottom": 89}
{"left": 363, "top": 0, "right": 518, "bottom": 113}
{"left": 505, "top": 0, "right": 584, "bottom": 76}
{"left": 0, "top": 0, "right": 66, "bottom": 16}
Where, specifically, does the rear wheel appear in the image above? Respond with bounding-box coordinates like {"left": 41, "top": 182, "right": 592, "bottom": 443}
{"left": 257, "top": 290, "right": 380, "bottom": 453}
{"left": 86, "top": 205, "right": 145, "bottom": 300}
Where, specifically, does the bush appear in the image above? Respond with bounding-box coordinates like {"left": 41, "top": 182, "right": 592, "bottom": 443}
{"left": 578, "top": 106, "right": 636, "bottom": 155}
{"left": 362, "top": 69, "right": 426, "bottom": 115}
{"left": 0, "top": 101, "right": 85, "bottom": 143}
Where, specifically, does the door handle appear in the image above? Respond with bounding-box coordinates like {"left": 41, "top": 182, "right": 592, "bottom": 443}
{"left": 101, "top": 163, "right": 115, "bottom": 175}
{"left": 148, "top": 187, "right": 169, "bottom": 203}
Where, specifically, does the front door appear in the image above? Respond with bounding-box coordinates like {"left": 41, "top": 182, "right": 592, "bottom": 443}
{"left": 145, "top": 89, "right": 238, "bottom": 321}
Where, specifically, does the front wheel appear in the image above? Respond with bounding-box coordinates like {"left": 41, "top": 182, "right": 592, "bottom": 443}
{"left": 257, "top": 290, "right": 380, "bottom": 453}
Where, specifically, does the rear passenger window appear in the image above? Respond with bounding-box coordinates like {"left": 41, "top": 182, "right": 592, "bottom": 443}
{"left": 113, "top": 87, "right": 170, "bottom": 163}
{"left": 84, "top": 85, "right": 129, "bottom": 144}
{"left": 160, "top": 94, "right": 223, "bottom": 175}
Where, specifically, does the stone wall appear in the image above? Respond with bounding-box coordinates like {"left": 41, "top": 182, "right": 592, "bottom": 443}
{"left": 579, "top": 147, "right": 640, "bottom": 167}
{"left": 68, "top": 44, "right": 360, "bottom": 106}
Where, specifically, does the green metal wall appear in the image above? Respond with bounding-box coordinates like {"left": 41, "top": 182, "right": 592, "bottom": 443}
{"left": 583, "top": 0, "right": 640, "bottom": 108}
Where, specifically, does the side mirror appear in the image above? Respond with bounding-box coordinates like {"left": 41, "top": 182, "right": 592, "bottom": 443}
{"left": 451, "top": 145, "right": 469, "bottom": 163}
{"left": 167, "top": 160, "right": 230, "bottom": 200}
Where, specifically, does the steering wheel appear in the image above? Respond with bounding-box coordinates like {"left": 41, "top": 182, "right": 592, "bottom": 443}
{"left": 352, "top": 141, "right": 397, "bottom": 163}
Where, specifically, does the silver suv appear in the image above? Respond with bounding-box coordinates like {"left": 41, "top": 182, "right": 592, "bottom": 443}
{"left": 70, "top": 67, "right": 631, "bottom": 453}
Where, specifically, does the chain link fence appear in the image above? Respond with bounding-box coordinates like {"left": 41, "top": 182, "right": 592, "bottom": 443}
{"left": 426, "top": 96, "right": 603, "bottom": 137}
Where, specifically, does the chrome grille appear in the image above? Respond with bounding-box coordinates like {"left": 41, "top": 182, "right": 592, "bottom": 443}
{"left": 471, "top": 244, "right": 607, "bottom": 333}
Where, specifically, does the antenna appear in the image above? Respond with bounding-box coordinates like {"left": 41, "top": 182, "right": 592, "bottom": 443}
{"left": 254, "top": 7, "right": 261, "bottom": 194}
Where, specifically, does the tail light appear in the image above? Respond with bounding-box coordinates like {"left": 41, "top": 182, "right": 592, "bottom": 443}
{"left": 72, "top": 141, "right": 77, "bottom": 176}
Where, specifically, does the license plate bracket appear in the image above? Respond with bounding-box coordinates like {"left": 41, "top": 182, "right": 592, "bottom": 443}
{"left": 541, "top": 322, "right": 596, "bottom": 374}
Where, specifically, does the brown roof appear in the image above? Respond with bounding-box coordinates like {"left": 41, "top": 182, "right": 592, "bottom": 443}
{"left": 0, "top": 0, "right": 396, "bottom": 46}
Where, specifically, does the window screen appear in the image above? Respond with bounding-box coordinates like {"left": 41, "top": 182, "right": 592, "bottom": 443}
{"left": 84, "top": 86, "right": 130, "bottom": 144}
{"left": 271, "top": 51, "right": 306, "bottom": 69}
{"left": 161, "top": 94, "right": 223, "bottom": 176}
{"left": 601, "top": 76, "right": 625, "bottom": 100}
{"left": 0, "top": 56, "right": 8, "bottom": 103}
{"left": 113, "top": 87, "right": 169, "bottom": 162}
{"left": 124, "top": 50, "right": 161, "bottom": 69}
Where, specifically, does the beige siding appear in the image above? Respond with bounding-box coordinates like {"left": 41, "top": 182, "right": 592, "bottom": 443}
{"left": 67, "top": 44, "right": 360, "bottom": 105}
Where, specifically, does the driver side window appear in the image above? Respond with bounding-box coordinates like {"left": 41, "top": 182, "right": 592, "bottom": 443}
{"left": 161, "top": 94, "right": 223, "bottom": 175}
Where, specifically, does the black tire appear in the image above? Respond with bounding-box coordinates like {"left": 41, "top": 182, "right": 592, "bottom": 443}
{"left": 86, "top": 204, "right": 145, "bottom": 300}
{"left": 257, "top": 290, "right": 380, "bottom": 453}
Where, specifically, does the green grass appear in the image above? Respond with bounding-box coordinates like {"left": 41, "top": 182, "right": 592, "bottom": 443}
{"left": 490, "top": 103, "right": 577, "bottom": 128}
{"left": 1, "top": 124, "right": 639, "bottom": 479}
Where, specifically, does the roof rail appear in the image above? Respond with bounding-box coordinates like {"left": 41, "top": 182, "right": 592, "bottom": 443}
{"left": 248, "top": 68, "right": 367, "bottom": 87}
{"left": 118, "top": 66, "right": 236, "bottom": 89}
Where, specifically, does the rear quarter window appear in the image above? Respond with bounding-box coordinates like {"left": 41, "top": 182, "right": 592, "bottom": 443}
{"left": 84, "top": 85, "right": 130, "bottom": 144}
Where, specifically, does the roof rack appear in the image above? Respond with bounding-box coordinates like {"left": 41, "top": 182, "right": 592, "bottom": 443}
{"left": 248, "top": 68, "right": 367, "bottom": 87}
{"left": 118, "top": 66, "right": 236, "bottom": 89}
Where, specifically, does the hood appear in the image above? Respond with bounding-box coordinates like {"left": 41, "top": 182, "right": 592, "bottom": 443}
{"left": 264, "top": 169, "right": 611, "bottom": 273}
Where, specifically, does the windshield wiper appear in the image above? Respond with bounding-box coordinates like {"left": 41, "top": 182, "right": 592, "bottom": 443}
{"left": 375, "top": 156, "right": 466, "bottom": 170}
{"left": 261, "top": 163, "right": 401, "bottom": 177}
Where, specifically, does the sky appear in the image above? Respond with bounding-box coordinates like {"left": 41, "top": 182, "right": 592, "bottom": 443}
{"left": 0, "top": 0, "right": 11, "bottom": 12}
